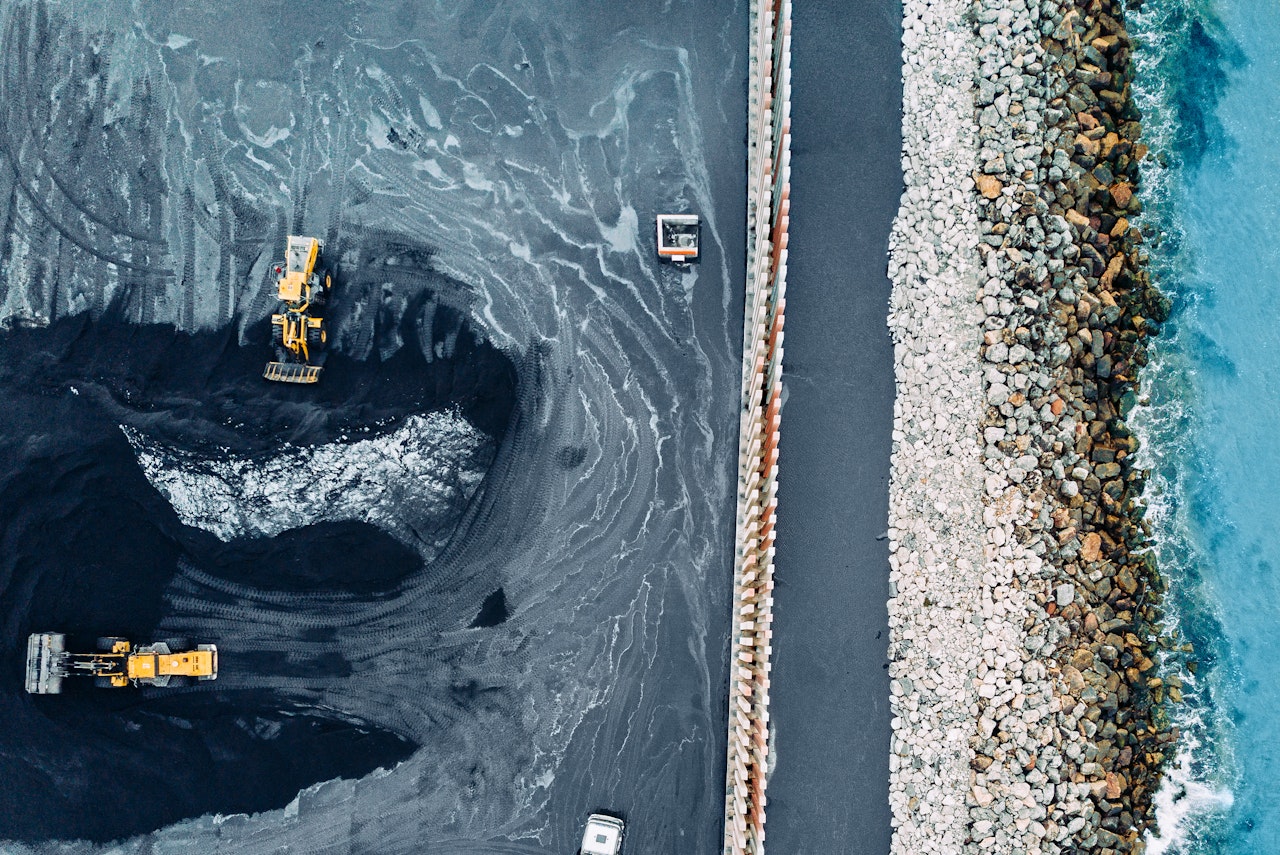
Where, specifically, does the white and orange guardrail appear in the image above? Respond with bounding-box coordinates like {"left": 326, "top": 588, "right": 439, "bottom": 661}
{"left": 722, "top": 0, "right": 790, "bottom": 852}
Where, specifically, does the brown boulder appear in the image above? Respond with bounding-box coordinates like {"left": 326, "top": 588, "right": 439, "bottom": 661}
{"left": 1076, "top": 133, "right": 1102, "bottom": 157}
{"left": 1106, "top": 771, "right": 1124, "bottom": 800}
{"left": 976, "top": 174, "right": 1004, "bottom": 200}
{"left": 1100, "top": 253, "right": 1125, "bottom": 289}
{"left": 1094, "top": 35, "right": 1121, "bottom": 54}
{"left": 1062, "top": 665, "right": 1087, "bottom": 694}
{"left": 1071, "top": 648, "right": 1095, "bottom": 671}
{"left": 1081, "top": 532, "right": 1103, "bottom": 562}
{"left": 1110, "top": 182, "right": 1134, "bottom": 207}
{"left": 1100, "top": 132, "right": 1121, "bottom": 158}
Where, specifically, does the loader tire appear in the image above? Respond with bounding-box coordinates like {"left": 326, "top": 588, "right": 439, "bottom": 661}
{"left": 271, "top": 323, "right": 284, "bottom": 348}
{"left": 96, "top": 636, "right": 125, "bottom": 652}
{"left": 93, "top": 676, "right": 115, "bottom": 689}
{"left": 307, "top": 322, "right": 327, "bottom": 350}
{"left": 163, "top": 637, "right": 189, "bottom": 652}
{"left": 312, "top": 274, "right": 329, "bottom": 306}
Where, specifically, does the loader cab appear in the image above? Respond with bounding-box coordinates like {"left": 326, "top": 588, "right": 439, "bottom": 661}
{"left": 278, "top": 236, "right": 321, "bottom": 304}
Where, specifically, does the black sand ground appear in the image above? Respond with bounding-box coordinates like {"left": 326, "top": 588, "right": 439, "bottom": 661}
{"left": 0, "top": 1, "right": 746, "bottom": 850}
{"left": 767, "top": 1, "right": 901, "bottom": 852}
{"left": 0, "top": 314, "right": 497, "bottom": 840}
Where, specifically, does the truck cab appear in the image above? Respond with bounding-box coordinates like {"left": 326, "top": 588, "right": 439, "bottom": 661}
{"left": 579, "top": 813, "right": 625, "bottom": 855}
{"left": 656, "top": 213, "right": 700, "bottom": 264}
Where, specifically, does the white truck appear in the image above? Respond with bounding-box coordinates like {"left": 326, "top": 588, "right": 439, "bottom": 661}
{"left": 655, "top": 213, "right": 700, "bottom": 264}
{"left": 579, "top": 813, "right": 625, "bottom": 855}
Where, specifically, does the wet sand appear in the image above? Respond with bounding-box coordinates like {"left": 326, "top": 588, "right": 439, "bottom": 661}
{"left": 0, "top": 1, "right": 747, "bottom": 850}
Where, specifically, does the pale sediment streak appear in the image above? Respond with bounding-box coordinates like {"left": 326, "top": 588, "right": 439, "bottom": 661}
{"left": 885, "top": 0, "right": 985, "bottom": 851}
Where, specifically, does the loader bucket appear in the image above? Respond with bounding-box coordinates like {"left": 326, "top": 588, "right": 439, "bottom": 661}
{"left": 263, "top": 362, "right": 322, "bottom": 384}
{"left": 197, "top": 644, "right": 219, "bottom": 681}
{"left": 26, "top": 632, "right": 66, "bottom": 694}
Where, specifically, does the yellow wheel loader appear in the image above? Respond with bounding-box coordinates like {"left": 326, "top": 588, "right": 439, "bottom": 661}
{"left": 25, "top": 632, "right": 218, "bottom": 694}
{"left": 264, "top": 235, "right": 331, "bottom": 384}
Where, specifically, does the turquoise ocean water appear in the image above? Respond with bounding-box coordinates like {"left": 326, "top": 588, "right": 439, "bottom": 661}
{"left": 1129, "top": 0, "right": 1280, "bottom": 850}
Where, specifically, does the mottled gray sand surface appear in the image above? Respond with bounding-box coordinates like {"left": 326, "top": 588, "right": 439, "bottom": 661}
{"left": 0, "top": 1, "right": 746, "bottom": 851}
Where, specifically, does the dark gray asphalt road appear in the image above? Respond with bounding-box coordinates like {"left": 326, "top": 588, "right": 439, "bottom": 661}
{"left": 766, "top": 2, "right": 902, "bottom": 852}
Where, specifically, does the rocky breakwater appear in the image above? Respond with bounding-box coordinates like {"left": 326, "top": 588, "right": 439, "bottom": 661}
{"left": 972, "top": 0, "right": 1179, "bottom": 851}
{"left": 889, "top": 0, "right": 1179, "bottom": 852}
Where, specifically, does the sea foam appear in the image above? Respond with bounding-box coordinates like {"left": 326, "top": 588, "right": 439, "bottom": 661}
{"left": 1146, "top": 732, "right": 1234, "bottom": 855}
